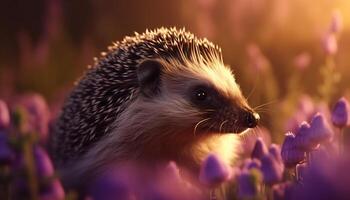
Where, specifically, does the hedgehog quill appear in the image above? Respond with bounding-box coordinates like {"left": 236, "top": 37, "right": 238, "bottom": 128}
{"left": 50, "top": 27, "right": 259, "bottom": 189}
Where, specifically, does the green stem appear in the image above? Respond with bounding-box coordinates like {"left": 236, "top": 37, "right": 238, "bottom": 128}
{"left": 23, "top": 141, "right": 38, "bottom": 200}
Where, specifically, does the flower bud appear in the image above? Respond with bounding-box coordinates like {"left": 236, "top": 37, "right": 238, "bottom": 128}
{"left": 251, "top": 137, "right": 268, "bottom": 159}
{"left": 331, "top": 97, "right": 349, "bottom": 128}
{"left": 199, "top": 153, "right": 231, "bottom": 187}
{"left": 281, "top": 133, "right": 306, "bottom": 167}
{"left": 309, "top": 113, "right": 334, "bottom": 144}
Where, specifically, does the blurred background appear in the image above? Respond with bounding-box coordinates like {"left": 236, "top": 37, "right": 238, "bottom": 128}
{"left": 0, "top": 0, "right": 349, "bottom": 142}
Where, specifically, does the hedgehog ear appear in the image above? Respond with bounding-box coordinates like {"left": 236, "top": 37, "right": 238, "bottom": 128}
{"left": 137, "top": 59, "right": 163, "bottom": 97}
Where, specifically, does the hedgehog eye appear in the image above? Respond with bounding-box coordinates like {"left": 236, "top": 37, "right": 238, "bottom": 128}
{"left": 195, "top": 89, "right": 207, "bottom": 101}
{"left": 191, "top": 85, "right": 212, "bottom": 104}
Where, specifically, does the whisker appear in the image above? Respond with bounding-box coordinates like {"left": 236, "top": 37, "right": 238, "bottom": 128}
{"left": 219, "top": 120, "right": 228, "bottom": 133}
{"left": 193, "top": 118, "right": 211, "bottom": 136}
{"left": 254, "top": 108, "right": 271, "bottom": 111}
{"left": 254, "top": 109, "right": 280, "bottom": 114}
{"left": 253, "top": 100, "right": 278, "bottom": 110}
{"left": 255, "top": 126, "right": 263, "bottom": 138}
{"left": 253, "top": 110, "right": 270, "bottom": 114}
{"left": 256, "top": 127, "right": 261, "bottom": 137}
{"left": 246, "top": 74, "right": 260, "bottom": 101}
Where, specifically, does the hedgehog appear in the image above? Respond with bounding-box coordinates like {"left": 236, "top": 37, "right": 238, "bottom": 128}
{"left": 51, "top": 27, "right": 259, "bottom": 189}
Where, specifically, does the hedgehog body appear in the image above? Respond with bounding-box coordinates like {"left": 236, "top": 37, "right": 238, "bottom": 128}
{"left": 51, "top": 28, "right": 259, "bottom": 188}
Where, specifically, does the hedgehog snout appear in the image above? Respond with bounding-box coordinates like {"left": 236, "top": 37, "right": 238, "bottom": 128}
{"left": 243, "top": 111, "right": 260, "bottom": 128}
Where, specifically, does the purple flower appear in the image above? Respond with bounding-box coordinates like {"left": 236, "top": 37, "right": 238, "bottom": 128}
{"left": 292, "top": 155, "right": 350, "bottom": 200}
{"left": 0, "top": 132, "right": 15, "bottom": 165}
{"left": 241, "top": 126, "right": 271, "bottom": 157}
{"left": 309, "top": 113, "right": 334, "bottom": 144}
{"left": 243, "top": 158, "right": 261, "bottom": 170}
{"left": 331, "top": 97, "right": 349, "bottom": 128}
{"left": 261, "top": 153, "right": 283, "bottom": 185}
{"left": 268, "top": 144, "right": 284, "bottom": 172}
{"left": 294, "top": 121, "right": 318, "bottom": 151}
{"left": 281, "top": 133, "right": 306, "bottom": 167}
{"left": 237, "top": 169, "right": 262, "bottom": 198}
{"left": 268, "top": 144, "right": 283, "bottom": 164}
{"left": 251, "top": 137, "right": 268, "bottom": 159}
{"left": 0, "top": 100, "right": 10, "bottom": 129}
{"left": 199, "top": 153, "right": 231, "bottom": 187}
{"left": 309, "top": 146, "right": 332, "bottom": 165}
{"left": 88, "top": 170, "right": 133, "bottom": 200}
{"left": 11, "top": 146, "right": 63, "bottom": 199}
{"left": 33, "top": 146, "right": 54, "bottom": 177}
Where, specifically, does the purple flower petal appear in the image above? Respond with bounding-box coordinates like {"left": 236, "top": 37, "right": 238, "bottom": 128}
{"left": 237, "top": 169, "right": 262, "bottom": 198}
{"left": 241, "top": 127, "right": 271, "bottom": 157}
{"left": 251, "top": 137, "right": 268, "bottom": 159}
{"left": 309, "top": 113, "right": 334, "bottom": 144}
{"left": 294, "top": 121, "right": 318, "bottom": 151}
{"left": 281, "top": 133, "right": 306, "bottom": 167}
{"left": 291, "top": 154, "right": 348, "bottom": 200}
{"left": 269, "top": 144, "right": 282, "bottom": 163}
{"left": 268, "top": 144, "right": 284, "bottom": 172}
{"left": 33, "top": 146, "right": 54, "bottom": 177}
{"left": 309, "top": 146, "right": 332, "bottom": 165}
{"left": 261, "top": 154, "right": 283, "bottom": 185}
{"left": 331, "top": 97, "right": 349, "bottom": 128}
{"left": 88, "top": 170, "right": 133, "bottom": 200}
{"left": 243, "top": 158, "right": 261, "bottom": 170}
{"left": 199, "top": 153, "right": 231, "bottom": 187}
{"left": 0, "top": 132, "right": 15, "bottom": 165}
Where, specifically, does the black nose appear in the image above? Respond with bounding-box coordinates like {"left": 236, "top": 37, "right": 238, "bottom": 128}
{"left": 245, "top": 112, "right": 260, "bottom": 128}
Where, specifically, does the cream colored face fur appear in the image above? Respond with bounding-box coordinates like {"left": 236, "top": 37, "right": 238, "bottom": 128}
{"left": 105, "top": 57, "right": 250, "bottom": 168}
